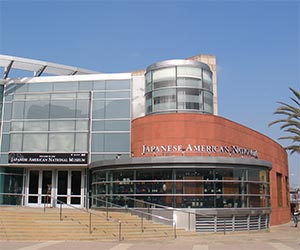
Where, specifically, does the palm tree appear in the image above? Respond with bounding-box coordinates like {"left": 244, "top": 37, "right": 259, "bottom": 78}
{"left": 269, "top": 87, "right": 300, "bottom": 154}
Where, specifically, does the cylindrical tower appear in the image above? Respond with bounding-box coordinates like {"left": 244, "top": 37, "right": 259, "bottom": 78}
{"left": 145, "top": 60, "right": 214, "bottom": 115}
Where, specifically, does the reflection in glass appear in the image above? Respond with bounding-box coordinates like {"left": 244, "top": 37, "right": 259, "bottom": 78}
{"left": 50, "top": 100, "right": 76, "bottom": 118}
{"left": 92, "top": 167, "right": 270, "bottom": 209}
{"left": 25, "top": 101, "right": 50, "bottom": 119}
{"left": 49, "top": 133, "right": 75, "bottom": 152}
{"left": 23, "top": 134, "right": 48, "bottom": 151}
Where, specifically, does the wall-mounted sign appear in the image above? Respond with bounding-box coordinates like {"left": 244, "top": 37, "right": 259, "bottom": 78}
{"left": 142, "top": 144, "right": 258, "bottom": 158}
{"left": 8, "top": 153, "right": 88, "bottom": 164}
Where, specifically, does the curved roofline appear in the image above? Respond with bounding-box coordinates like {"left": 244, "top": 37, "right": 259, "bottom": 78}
{"left": 89, "top": 156, "right": 272, "bottom": 169}
{"left": 146, "top": 59, "right": 211, "bottom": 72}
{"left": 0, "top": 54, "right": 100, "bottom": 79}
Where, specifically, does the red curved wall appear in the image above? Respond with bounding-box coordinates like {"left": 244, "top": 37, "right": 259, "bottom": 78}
{"left": 131, "top": 113, "right": 289, "bottom": 225}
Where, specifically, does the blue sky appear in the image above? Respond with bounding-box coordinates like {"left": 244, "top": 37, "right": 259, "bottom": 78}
{"left": 0, "top": 0, "right": 299, "bottom": 186}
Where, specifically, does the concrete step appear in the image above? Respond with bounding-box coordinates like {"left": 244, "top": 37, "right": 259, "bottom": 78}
{"left": 0, "top": 207, "right": 197, "bottom": 240}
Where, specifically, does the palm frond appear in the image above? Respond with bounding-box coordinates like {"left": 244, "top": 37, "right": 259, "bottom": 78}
{"left": 284, "top": 128, "right": 300, "bottom": 136}
{"left": 269, "top": 87, "right": 300, "bottom": 154}
{"left": 289, "top": 87, "right": 300, "bottom": 100}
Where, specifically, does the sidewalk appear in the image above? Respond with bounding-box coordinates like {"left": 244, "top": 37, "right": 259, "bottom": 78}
{"left": 1, "top": 222, "right": 299, "bottom": 250}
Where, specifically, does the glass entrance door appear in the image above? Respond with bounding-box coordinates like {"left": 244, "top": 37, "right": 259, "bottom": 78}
{"left": 28, "top": 170, "right": 53, "bottom": 206}
{"left": 57, "top": 170, "right": 83, "bottom": 206}
{"left": 27, "top": 169, "right": 84, "bottom": 207}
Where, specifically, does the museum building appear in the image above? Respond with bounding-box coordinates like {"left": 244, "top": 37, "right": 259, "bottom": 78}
{"left": 0, "top": 54, "right": 290, "bottom": 232}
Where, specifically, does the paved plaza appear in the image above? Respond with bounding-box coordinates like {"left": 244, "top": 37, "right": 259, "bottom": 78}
{"left": 1, "top": 222, "right": 299, "bottom": 250}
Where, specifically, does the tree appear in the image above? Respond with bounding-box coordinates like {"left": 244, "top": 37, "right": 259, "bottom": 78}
{"left": 269, "top": 87, "right": 300, "bottom": 154}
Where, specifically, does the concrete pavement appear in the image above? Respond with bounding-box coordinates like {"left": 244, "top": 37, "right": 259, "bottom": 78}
{"left": 1, "top": 222, "right": 299, "bottom": 250}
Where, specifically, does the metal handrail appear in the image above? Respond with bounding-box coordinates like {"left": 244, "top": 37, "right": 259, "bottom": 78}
{"left": 97, "top": 194, "right": 210, "bottom": 217}
{"left": 92, "top": 194, "right": 223, "bottom": 232}
{"left": 44, "top": 194, "right": 177, "bottom": 239}
{"left": 44, "top": 195, "right": 122, "bottom": 239}
{"left": 92, "top": 196, "right": 177, "bottom": 238}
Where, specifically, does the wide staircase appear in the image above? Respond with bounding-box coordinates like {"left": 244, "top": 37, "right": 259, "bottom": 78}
{"left": 0, "top": 207, "right": 197, "bottom": 240}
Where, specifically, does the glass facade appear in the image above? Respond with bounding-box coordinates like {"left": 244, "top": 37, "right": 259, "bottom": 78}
{"left": 0, "top": 84, "right": 3, "bottom": 118}
{"left": 0, "top": 167, "right": 24, "bottom": 205}
{"left": 91, "top": 165, "right": 270, "bottom": 209}
{"left": 145, "top": 60, "right": 213, "bottom": 114}
{"left": 0, "top": 78, "right": 131, "bottom": 164}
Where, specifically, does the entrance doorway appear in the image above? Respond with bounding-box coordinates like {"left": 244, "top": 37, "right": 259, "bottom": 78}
{"left": 57, "top": 170, "right": 83, "bottom": 206}
{"left": 26, "top": 169, "right": 84, "bottom": 207}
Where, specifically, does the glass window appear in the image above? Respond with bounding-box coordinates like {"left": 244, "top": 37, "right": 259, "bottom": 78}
{"left": 53, "top": 82, "right": 79, "bottom": 92}
{"left": 2, "top": 122, "right": 11, "bottom": 133}
{"left": 105, "top": 100, "right": 130, "bottom": 118}
{"left": 154, "top": 95, "right": 176, "bottom": 104}
{"left": 24, "top": 121, "right": 48, "bottom": 131}
{"left": 248, "top": 169, "right": 260, "bottom": 181}
{"left": 50, "top": 100, "right": 76, "bottom": 118}
{"left": 4, "top": 94, "right": 12, "bottom": 101}
{"left": 0, "top": 154, "right": 8, "bottom": 164}
{"left": 153, "top": 80, "right": 176, "bottom": 89}
{"left": 26, "top": 93, "right": 50, "bottom": 100}
{"left": 23, "top": 133, "right": 47, "bottom": 151}
{"left": 105, "top": 120, "right": 130, "bottom": 131}
{"left": 177, "top": 78, "right": 202, "bottom": 88}
{"left": 3, "top": 174, "right": 23, "bottom": 194}
{"left": 92, "top": 100, "right": 105, "bottom": 119}
{"left": 233, "top": 168, "right": 247, "bottom": 180}
{"left": 93, "top": 81, "right": 105, "bottom": 90}
{"left": 76, "top": 120, "right": 89, "bottom": 130}
{"left": 91, "top": 134, "right": 104, "bottom": 152}
{"left": 11, "top": 121, "right": 23, "bottom": 131}
{"left": 76, "top": 100, "right": 90, "bottom": 118}
{"left": 93, "top": 92, "right": 105, "bottom": 99}
{"left": 2, "top": 134, "right": 11, "bottom": 152}
{"left": 24, "top": 100, "right": 50, "bottom": 119}
{"left": 153, "top": 88, "right": 176, "bottom": 98}
{"left": 50, "top": 120, "right": 75, "bottom": 131}
{"left": 203, "top": 91, "right": 213, "bottom": 113}
{"left": 75, "top": 133, "right": 88, "bottom": 152}
{"left": 3, "top": 103, "right": 12, "bottom": 120}
{"left": 6, "top": 84, "right": 16, "bottom": 93}
{"left": 106, "top": 91, "right": 130, "bottom": 98}
{"left": 146, "top": 95, "right": 152, "bottom": 114}
{"left": 51, "top": 93, "right": 76, "bottom": 99}
{"left": 177, "top": 89, "right": 201, "bottom": 105}
{"left": 153, "top": 102, "right": 176, "bottom": 112}
{"left": 77, "top": 92, "right": 90, "bottom": 99}
{"left": 92, "top": 121, "right": 105, "bottom": 131}
{"left": 0, "top": 85, "right": 4, "bottom": 98}
{"left": 13, "top": 94, "right": 26, "bottom": 100}
{"left": 153, "top": 67, "right": 176, "bottom": 83}
{"left": 79, "top": 81, "right": 93, "bottom": 91}
{"left": 12, "top": 101, "right": 25, "bottom": 119}
{"left": 249, "top": 196, "right": 261, "bottom": 207}
{"left": 277, "top": 173, "right": 283, "bottom": 207}
{"left": 49, "top": 133, "right": 75, "bottom": 152}
{"left": 28, "top": 83, "right": 52, "bottom": 92}
{"left": 106, "top": 80, "right": 130, "bottom": 90}
{"left": 15, "top": 83, "right": 28, "bottom": 93}
{"left": 145, "top": 71, "right": 152, "bottom": 84}
{"left": 177, "top": 66, "right": 202, "bottom": 78}
{"left": 145, "top": 78, "right": 152, "bottom": 93}
{"left": 203, "top": 70, "right": 213, "bottom": 91}
{"left": 248, "top": 183, "right": 261, "bottom": 194}
{"left": 104, "top": 133, "right": 130, "bottom": 152}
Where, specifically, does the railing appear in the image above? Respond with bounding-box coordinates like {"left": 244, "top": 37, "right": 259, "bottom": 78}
{"left": 44, "top": 195, "right": 123, "bottom": 240}
{"left": 92, "top": 196, "right": 177, "bottom": 238}
{"left": 44, "top": 194, "right": 177, "bottom": 240}
{"left": 94, "top": 195, "right": 201, "bottom": 231}
{"left": 91, "top": 195, "right": 270, "bottom": 234}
